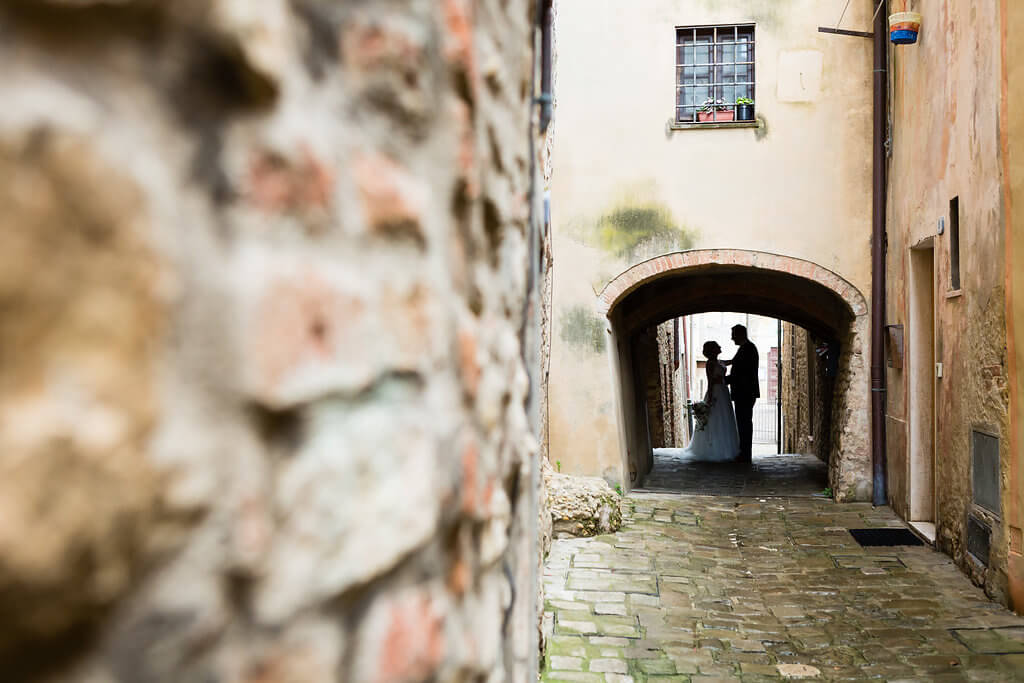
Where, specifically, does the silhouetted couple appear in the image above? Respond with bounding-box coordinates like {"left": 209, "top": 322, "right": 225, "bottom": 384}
{"left": 683, "top": 324, "right": 759, "bottom": 464}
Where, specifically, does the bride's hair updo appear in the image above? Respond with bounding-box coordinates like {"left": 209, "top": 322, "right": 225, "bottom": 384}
{"left": 702, "top": 341, "right": 720, "bottom": 358}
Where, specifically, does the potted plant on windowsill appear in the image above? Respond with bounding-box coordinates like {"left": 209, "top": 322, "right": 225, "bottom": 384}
{"left": 736, "top": 96, "right": 754, "bottom": 121}
{"left": 697, "top": 97, "right": 734, "bottom": 123}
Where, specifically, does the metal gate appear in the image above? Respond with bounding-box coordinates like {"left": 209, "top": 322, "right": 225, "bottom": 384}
{"left": 752, "top": 403, "right": 777, "bottom": 444}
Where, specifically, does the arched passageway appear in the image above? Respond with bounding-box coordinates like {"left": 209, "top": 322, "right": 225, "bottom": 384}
{"left": 599, "top": 249, "right": 872, "bottom": 501}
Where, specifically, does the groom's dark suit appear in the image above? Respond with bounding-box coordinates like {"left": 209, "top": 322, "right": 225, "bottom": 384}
{"left": 727, "top": 341, "right": 759, "bottom": 462}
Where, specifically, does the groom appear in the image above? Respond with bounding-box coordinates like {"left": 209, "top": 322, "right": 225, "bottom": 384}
{"left": 726, "top": 324, "right": 759, "bottom": 463}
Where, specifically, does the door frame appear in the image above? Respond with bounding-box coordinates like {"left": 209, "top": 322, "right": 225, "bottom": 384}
{"left": 908, "top": 239, "right": 937, "bottom": 523}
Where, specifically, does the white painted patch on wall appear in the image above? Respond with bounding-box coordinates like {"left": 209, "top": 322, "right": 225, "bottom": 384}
{"left": 777, "top": 50, "right": 824, "bottom": 103}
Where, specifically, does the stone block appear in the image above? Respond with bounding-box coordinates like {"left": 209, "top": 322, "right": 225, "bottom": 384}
{"left": 546, "top": 470, "right": 622, "bottom": 537}
{"left": 0, "top": 130, "right": 172, "bottom": 676}
{"left": 236, "top": 246, "right": 440, "bottom": 408}
{"left": 256, "top": 399, "right": 442, "bottom": 620}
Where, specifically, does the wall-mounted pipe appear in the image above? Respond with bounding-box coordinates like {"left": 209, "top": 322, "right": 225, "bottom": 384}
{"left": 871, "top": 0, "right": 889, "bottom": 506}
{"left": 538, "top": 0, "right": 553, "bottom": 134}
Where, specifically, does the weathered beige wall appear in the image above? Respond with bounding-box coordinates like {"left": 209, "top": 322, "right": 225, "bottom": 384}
{"left": 1004, "top": 0, "right": 1024, "bottom": 612}
{"left": 781, "top": 324, "right": 831, "bottom": 462}
{"left": 549, "top": 0, "right": 874, "bottom": 485}
{"left": 886, "top": 0, "right": 1011, "bottom": 604}
{"left": 0, "top": 1, "right": 542, "bottom": 680}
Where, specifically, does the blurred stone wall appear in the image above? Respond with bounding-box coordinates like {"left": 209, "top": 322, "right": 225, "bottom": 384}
{"left": 0, "top": 0, "right": 540, "bottom": 680}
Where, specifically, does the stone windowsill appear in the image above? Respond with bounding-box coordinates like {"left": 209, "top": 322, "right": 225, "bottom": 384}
{"left": 669, "top": 120, "right": 761, "bottom": 131}
{"left": 945, "top": 289, "right": 963, "bottom": 299}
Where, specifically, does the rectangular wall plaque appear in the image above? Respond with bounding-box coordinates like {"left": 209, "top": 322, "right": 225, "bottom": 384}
{"left": 886, "top": 324, "right": 904, "bottom": 369}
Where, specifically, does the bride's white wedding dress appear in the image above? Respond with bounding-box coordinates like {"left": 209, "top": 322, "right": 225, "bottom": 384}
{"left": 683, "top": 360, "right": 740, "bottom": 462}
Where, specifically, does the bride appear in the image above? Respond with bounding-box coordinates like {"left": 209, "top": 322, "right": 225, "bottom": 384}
{"left": 682, "top": 341, "right": 740, "bottom": 462}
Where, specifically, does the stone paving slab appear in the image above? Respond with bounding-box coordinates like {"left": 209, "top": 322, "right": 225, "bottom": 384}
{"left": 541, "top": 493, "right": 1024, "bottom": 682}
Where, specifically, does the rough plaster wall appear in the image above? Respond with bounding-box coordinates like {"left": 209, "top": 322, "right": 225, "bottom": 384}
{"left": 887, "top": 0, "right": 1011, "bottom": 604}
{"left": 782, "top": 324, "right": 835, "bottom": 465}
{"left": 829, "top": 316, "right": 872, "bottom": 502}
{"left": 0, "top": 1, "right": 540, "bottom": 680}
{"left": 813, "top": 346, "right": 835, "bottom": 466}
{"left": 782, "top": 324, "right": 811, "bottom": 455}
{"left": 805, "top": 331, "right": 834, "bottom": 465}
{"left": 637, "top": 328, "right": 664, "bottom": 449}
{"left": 672, "top": 326, "right": 685, "bottom": 448}
{"left": 638, "top": 319, "right": 684, "bottom": 450}
{"left": 656, "top": 320, "right": 680, "bottom": 448}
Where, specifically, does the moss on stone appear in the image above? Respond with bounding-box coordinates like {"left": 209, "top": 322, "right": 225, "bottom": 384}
{"left": 559, "top": 304, "right": 607, "bottom": 353}
{"left": 594, "top": 201, "right": 695, "bottom": 261}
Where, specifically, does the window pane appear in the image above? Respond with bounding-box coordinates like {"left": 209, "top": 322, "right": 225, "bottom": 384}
{"left": 693, "top": 66, "right": 711, "bottom": 85}
{"left": 678, "top": 28, "right": 695, "bottom": 45}
{"left": 715, "top": 64, "right": 735, "bottom": 82}
{"left": 737, "top": 84, "right": 753, "bottom": 101}
{"left": 736, "top": 42, "right": 753, "bottom": 62}
{"left": 735, "top": 64, "right": 751, "bottom": 82}
{"left": 677, "top": 106, "right": 696, "bottom": 122}
{"left": 737, "top": 26, "right": 754, "bottom": 42}
{"left": 678, "top": 87, "right": 697, "bottom": 107}
{"left": 716, "top": 85, "right": 735, "bottom": 104}
{"left": 716, "top": 43, "right": 735, "bottom": 64}
{"left": 694, "top": 44, "right": 711, "bottom": 65}
{"left": 693, "top": 86, "right": 710, "bottom": 106}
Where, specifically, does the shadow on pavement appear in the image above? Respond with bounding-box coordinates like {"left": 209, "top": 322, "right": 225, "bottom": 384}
{"left": 637, "top": 448, "right": 829, "bottom": 497}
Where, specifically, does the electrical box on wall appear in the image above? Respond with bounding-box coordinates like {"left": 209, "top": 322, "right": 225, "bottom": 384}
{"left": 936, "top": 362, "right": 943, "bottom": 378}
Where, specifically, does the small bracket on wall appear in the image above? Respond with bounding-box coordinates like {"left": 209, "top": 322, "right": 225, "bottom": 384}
{"left": 937, "top": 216, "right": 945, "bottom": 235}
{"left": 818, "top": 0, "right": 884, "bottom": 39}
{"left": 817, "top": 27, "right": 874, "bottom": 38}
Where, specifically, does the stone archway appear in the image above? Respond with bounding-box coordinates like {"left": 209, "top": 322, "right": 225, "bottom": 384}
{"left": 598, "top": 249, "right": 872, "bottom": 502}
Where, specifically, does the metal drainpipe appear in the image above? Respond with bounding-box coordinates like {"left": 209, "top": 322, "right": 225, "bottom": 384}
{"left": 871, "top": 0, "right": 889, "bottom": 506}
{"left": 539, "top": 1, "right": 553, "bottom": 133}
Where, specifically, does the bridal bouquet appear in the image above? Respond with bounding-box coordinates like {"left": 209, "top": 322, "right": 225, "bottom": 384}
{"left": 691, "top": 400, "right": 711, "bottom": 432}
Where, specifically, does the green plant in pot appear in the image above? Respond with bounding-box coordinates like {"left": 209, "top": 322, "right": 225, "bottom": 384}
{"left": 698, "top": 97, "right": 733, "bottom": 122}
{"left": 736, "top": 96, "right": 754, "bottom": 121}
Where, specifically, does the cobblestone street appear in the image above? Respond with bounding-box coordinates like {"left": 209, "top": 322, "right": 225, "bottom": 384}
{"left": 542, "top": 455, "right": 1024, "bottom": 682}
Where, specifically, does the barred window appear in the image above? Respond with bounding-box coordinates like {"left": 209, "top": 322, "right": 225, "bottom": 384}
{"left": 676, "top": 24, "right": 755, "bottom": 124}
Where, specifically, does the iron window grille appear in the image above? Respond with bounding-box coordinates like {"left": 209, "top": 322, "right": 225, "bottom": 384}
{"left": 676, "top": 24, "right": 755, "bottom": 124}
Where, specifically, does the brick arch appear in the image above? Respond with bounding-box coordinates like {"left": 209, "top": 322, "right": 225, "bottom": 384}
{"left": 598, "top": 249, "right": 872, "bottom": 502}
{"left": 597, "top": 249, "right": 868, "bottom": 320}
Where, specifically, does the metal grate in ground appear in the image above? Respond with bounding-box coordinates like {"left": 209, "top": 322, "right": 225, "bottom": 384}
{"left": 848, "top": 527, "right": 924, "bottom": 547}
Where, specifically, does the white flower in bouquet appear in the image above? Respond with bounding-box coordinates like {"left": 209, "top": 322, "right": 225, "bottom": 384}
{"left": 691, "top": 400, "right": 711, "bottom": 432}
